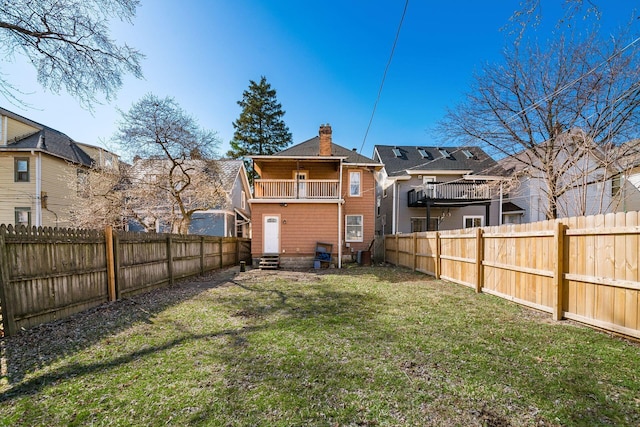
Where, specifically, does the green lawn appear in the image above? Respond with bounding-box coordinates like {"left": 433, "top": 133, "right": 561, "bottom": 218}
{"left": 1, "top": 266, "right": 639, "bottom": 426}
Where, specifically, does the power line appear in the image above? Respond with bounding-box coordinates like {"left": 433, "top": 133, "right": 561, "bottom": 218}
{"left": 359, "top": 0, "right": 409, "bottom": 155}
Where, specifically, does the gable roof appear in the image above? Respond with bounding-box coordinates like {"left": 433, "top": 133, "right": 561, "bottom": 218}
{"left": 131, "top": 158, "right": 247, "bottom": 195}
{"left": 374, "top": 145, "right": 499, "bottom": 177}
{"left": 217, "top": 159, "right": 246, "bottom": 192}
{"left": 275, "top": 137, "right": 380, "bottom": 165}
{"left": 0, "top": 107, "right": 94, "bottom": 167}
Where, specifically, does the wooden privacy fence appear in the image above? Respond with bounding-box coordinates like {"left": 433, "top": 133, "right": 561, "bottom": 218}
{"left": 0, "top": 225, "right": 251, "bottom": 337}
{"left": 385, "top": 211, "right": 640, "bottom": 340}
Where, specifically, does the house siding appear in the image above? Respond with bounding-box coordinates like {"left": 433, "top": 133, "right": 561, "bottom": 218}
{"left": 6, "top": 118, "right": 37, "bottom": 142}
{"left": 342, "top": 167, "right": 376, "bottom": 254}
{"left": 40, "top": 155, "right": 78, "bottom": 227}
{"left": 0, "top": 153, "right": 36, "bottom": 225}
{"left": 258, "top": 161, "right": 339, "bottom": 180}
{"left": 251, "top": 202, "right": 339, "bottom": 266}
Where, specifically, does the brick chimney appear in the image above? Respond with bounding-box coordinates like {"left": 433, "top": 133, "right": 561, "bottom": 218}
{"left": 319, "top": 124, "right": 332, "bottom": 156}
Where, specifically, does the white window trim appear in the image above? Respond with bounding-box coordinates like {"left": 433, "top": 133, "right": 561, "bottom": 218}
{"left": 463, "top": 215, "right": 484, "bottom": 228}
{"left": 241, "top": 190, "right": 246, "bottom": 210}
{"left": 345, "top": 214, "right": 364, "bottom": 242}
{"left": 349, "top": 170, "right": 362, "bottom": 197}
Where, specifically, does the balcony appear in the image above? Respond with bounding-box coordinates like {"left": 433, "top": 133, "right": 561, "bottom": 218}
{"left": 254, "top": 179, "right": 340, "bottom": 199}
{"left": 408, "top": 182, "right": 491, "bottom": 207}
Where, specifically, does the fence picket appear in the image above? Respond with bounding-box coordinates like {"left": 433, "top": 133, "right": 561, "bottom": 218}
{"left": 384, "top": 211, "right": 640, "bottom": 340}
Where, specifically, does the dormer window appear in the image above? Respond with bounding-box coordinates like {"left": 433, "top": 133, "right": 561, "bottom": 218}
{"left": 438, "top": 148, "right": 452, "bottom": 159}
{"left": 462, "top": 149, "right": 474, "bottom": 159}
{"left": 392, "top": 147, "right": 401, "bottom": 157}
{"left": 417, "top": 148, "right": 431, "bottom": 159}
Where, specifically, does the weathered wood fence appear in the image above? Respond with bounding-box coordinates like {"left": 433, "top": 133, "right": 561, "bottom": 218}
{"left": 0, "top": 225, "right": 251, "bottom": 337}
{"left": 385, "top": 211, "right": 640, "bottom": 340}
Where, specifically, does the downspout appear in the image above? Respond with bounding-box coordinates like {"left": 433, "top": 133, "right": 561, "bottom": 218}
{"left": 392, "top": 180, "right": 397, "bottom": 234}
{"left": 35, "top": 152, "right": 42, "bottom": 227}
{"left": 338, "top": 160, "right": 343, "bottom": 268}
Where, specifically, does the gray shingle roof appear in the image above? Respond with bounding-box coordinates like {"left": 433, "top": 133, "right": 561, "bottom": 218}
{"left": 217, "top": 159, "right": 245, "bottom": 192}
{"left": 0, "top": 107, "right": 94, "bottom": 167}
{"left": 374, "top": 145, "right": 500, "bottom": 177}
{"left": 7, "top": 128, "right": 94, "bottom": 167}
{"left": 276, "top": 137, "right": 379, "bottom": 164}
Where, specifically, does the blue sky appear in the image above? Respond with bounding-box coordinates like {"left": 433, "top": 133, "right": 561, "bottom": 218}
{"left": 2, "top": 1, "right": 638, "bottom": 159}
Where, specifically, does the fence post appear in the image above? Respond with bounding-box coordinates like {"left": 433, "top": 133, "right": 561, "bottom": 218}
{"left": 475, "top": 228, "right": 484, "bottom": 293}
{"left": 236, "top": 238, "right": 241, "bottom": 265}
{"left": 412, "top": 233, "right": 417, "bottom": 271}
{"left": 113, "top": 231, "right": 121, "bottom": 299}
{"left": 395, "top": 234, "right": 399, "bottom": 266}
{"left": 105, "top": 226, "right": 116, "bottom": 302}
{"left": 200, "top": 236, "right": 205, "bottom": 275}
{"left": 0, "top": 229, "right": 17, "bottom": 336}
{"left": 167, "top": 235, "right": 174, "bottom": 286}
{"left": 219, "top": 237, "right": 224, "bottom": 269}
{"left": 435, "top": 231, "right": 441, "bottom": 279}
{"left": 553, "top": 221, "right": 566, "bottom": 321}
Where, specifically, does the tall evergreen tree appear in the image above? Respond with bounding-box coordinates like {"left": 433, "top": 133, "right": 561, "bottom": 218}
{"left": 227, "top": 76, "right": 292, "bottom": 180}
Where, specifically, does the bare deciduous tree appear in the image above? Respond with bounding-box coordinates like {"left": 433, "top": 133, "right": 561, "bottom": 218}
{"left": 440, "top": 18, "right": 640, "bottom": 219}
{"left": 0, "top": 0, "right": 143, "bottom": 108}
{"left": 114, "top": 94, "right": 227, "bottom": 234}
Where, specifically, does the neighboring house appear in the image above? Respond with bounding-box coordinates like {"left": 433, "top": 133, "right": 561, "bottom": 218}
{"left": 249, "top": 124, "right": 383, "bottom": 268}
{"left": 498, "top": 130, "right": 624, "bottom": 223}
{"left": 0, "top": 106, "right": 112, "bottom": 228}
{"left": 611, "top": 139, "right": 640, "bottom": 214}
{"left": 189, "top": 159, "right": 252, "bottom": 237}
{"left": 127, "top": 158, "right": 252, "bottom": 237}
{"left": 374, "top": 145, "right": 504, "bottom": 234}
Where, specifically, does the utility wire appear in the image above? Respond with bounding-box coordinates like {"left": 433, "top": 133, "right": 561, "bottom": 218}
{"left": 359, "top": 0, "right": 409, "bottom": 155}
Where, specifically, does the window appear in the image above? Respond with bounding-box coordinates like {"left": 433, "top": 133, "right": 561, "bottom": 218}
{"left": 417, "top": 148, "right": 431, "bottom": 159}
{"left": 345, "top": 215, "right": 363, "bottom": 242}
{"left": 411, "top": 217, "right": 439, "bottom": 232}
{"left": 383, "top": 187, "right": 388, "bottom": 198}
{"left": 14, "top": 158, "right": 29, "bottom": 182}
{"left": 77, "top": 169, "right": 89, "bottom": 197}
{"left": 15, "top": 208, "right": 31, "bottom": 227}
{"left": 463, "top": 215, "right": 484, "bottom": 228}
{"left": 461, "top": 149, "right": 474, "bottom": 159}
{"left": 423, "top": 176, "right": 436, "bottom": 198}
{"left": 438, "top": 148, "right": 451, "bottom": 159}
{"left": 349, "top": 171, "right": 361, "bottom": 196}
{"left": 392, "top": 147, "right": 401, "bottom": 157}
{"left": 611, "top": 174, "right": 623, "bottom": 197}
{"left": 376, "top": 197, "right": 381, "bottom": 216}
{"left": 241, "top": 190, "right": 246, "bottom": 210}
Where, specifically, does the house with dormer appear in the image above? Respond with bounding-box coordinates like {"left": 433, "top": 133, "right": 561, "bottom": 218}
{"left": 0, "top": 106, "right": 118, "bottom": 228}
{"left": 374, "top": 145, "right": 504, "bottom": 234}
{"left": 249, "top": 124, "right": 383, "bottom": 268}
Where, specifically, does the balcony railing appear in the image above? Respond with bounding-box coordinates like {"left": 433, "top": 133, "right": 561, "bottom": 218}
{"left": 254, "top": 179, "right": 340, "bottom": 199}
{"left": 408, "top": 182, "right": 491, "bottom": 206}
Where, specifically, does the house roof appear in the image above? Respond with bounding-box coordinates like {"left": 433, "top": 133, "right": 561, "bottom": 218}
{"left": 132, "top": 158, "right": 247, "bottom": 195}
{"left": 217, "top": 159, "right": 245, "bottom": 192}
{"left": 502, "top": 201, "right": 525, "bottom": 213}
{"left": 374, "top": 145, "right": 500, "bottom": 177}
{"left": 0, "top": 106, "right": 94, "bottom": 167}
{"left": 275, "top": 137, "right": 380, "bottom": 165}
{"left": 6, "top": 128, "right": 94, "bottom": 167}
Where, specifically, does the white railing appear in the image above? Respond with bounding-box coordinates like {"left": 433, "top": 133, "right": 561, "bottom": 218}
{"left": 254, "top": 179, "right": 340, "bottom": 199}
